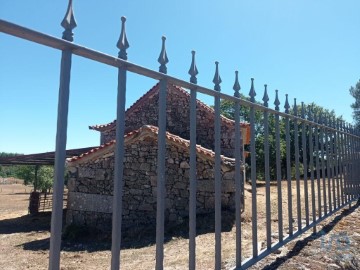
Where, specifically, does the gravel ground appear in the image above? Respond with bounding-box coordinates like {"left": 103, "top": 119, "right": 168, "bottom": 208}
{"left": 248, "top": 199, "right": 360, "bottom": 270}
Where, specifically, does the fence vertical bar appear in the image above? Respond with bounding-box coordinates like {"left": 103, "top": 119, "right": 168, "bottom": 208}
{"left": 308, "top": 107, "right": 316, "bottom": 232}
{"left": 188, "top": 51, "right": 198, "bottom": 270}
{"left": 213, "top": 62, "right": 222, "bottom": 269}
{"left": 294, "top": 99, "right": 302, "bottom": 231}
{"left": 329, "top": 117, "right": 336, "bottom": 211}
{"left": 233, "top": 71, "right": 242, "bottom": 267}
{"left": 284, "top": 94, "right": 293, "bottom": 236}
{"left": 301, "top": 103, "right": 309, "bottom": 226}
{"left": 49, "top": 1, "right": 76, "bottom": 269}
{"left": 314, "top": 113, "right": 321, "bottom": 218}
{"left": 263, "top": 85, "right": 271, "bottom": 249}
{"left": 156, "top": 36, "right": 169, "bottom": 270}
{"left": 324, "top": 116, "right": 332, "bottom": 213}
{"left": 111, "top": 16, "right": 129, "bottom": 270}
{"left": 249, "top": 79, "right": 258, "bottom": 256}
{"left": 332, "top": 117, "right": 340, "bottom": 209}
{"left": 274, "top": 90, "right": 283, "bottom": 242}
{"left": 350, "top": 125, "right": 355, "bottom": 200}
{"left": 319, "top": 113, "right": 327, "bottom": 215}
{"left": 337, "top": 119, "right": 345, "bottom": 206}
{"left": 343, "top": 121, "right": 349, "bottom": 203}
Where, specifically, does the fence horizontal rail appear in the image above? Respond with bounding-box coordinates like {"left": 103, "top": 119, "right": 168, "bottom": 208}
{"left": 1, "top": 19, "right": 359, "bottom": 138}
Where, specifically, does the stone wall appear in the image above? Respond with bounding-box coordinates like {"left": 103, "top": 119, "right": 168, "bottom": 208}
{"left": 66, "top": 137, "right": 237, "bottom": 233}
{"left": 100, "top": 85, "right": 246, "bottom": 158}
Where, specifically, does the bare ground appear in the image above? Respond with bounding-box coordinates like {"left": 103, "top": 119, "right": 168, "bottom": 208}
{"left": 0, "top": 183, "right": 359, "bottom": 270}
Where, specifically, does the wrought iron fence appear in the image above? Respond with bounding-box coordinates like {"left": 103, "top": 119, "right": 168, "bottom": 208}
{"left": 1, "top": 1, "right": 360, "bottom": 270}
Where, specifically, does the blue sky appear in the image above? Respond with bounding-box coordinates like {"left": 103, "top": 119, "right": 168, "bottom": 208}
{"left": 1, "top": 0, "right": 359, "bottom": 154}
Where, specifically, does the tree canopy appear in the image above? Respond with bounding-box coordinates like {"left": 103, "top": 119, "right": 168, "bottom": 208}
{"left": 219, "top": 98, "right": 343, "bottom": 181}
{"left": 349, "top": 79, "right": 360, "bottom": 128}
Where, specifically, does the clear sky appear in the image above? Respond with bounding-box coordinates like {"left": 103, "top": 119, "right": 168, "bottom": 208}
{"left": 1, "top": 0, "right": 359, "bottom": 154}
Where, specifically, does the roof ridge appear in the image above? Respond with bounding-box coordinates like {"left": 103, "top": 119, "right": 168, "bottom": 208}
{"left": 89, "top": 83, "right": 249, "bottom": 132}
{"left": 69, "top": 124, "right": 235, "bottom": 164}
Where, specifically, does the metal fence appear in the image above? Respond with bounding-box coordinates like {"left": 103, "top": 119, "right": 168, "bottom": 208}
{"left": 1, "top": 1, "right": 360, "bottom": 270}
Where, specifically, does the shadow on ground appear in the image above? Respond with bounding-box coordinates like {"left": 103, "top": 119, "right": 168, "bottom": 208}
{"left": 20, "top": 209, "right": 236, "bottom": 252}
{"left": 260, "top": 199, "right": 360, "bottom": 270}
{"left": 0, "top": 212, "right": 51, "bottom": 234}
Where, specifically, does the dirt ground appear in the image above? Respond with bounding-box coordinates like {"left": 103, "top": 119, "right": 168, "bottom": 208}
{"left": 0, "top": 183, "right": 359, "bottom": 270}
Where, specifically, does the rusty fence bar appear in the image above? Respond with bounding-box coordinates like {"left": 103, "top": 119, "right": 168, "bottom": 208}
{"left": 2, "top": 5, "right": 360, "bottom": 270}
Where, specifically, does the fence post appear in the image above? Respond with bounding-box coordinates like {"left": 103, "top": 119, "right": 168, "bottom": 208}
{"left": 48, "top": 1, "right": 76, "bottom": 269}
{"left": 249, "top": 79, "right": 258, "bottom": 256}
{"left": 111, "top": 16, "right": 129, "bottom": 270}
{"left": 213, "top": 61, "right": 222, "bottom": 269}
{"left": 294, "top": 99, "right": 302, "bottom": 231}
{"left": 188, "top": 50, "right": 198, "bottom": 270}
{"left": 263, "top": 85, "right": 271, "bottom": 249}
{"left": 284, "top": 94, "right": 293, "bottom": 235}
{"left": 308, "top": 107, "right": 316, "bottom": 232}
{"left": 301, "top": 103, "right": 310, "bottom": 226}
{"left": 275, "top": 90, "right": 283, "bottom": 241}
{"left": 233, "top": 71, "right": 242, "bottom": 266}
{"left": 314, "top": 112, "right": 322, "bottom": 219}
{"left": 156, "top": 36, "right": 168, "bottom": 270}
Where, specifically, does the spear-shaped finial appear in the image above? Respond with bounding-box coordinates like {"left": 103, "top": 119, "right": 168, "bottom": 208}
{"left": 293, "top": 98, "right": 298, "bottom": 116}
{"left": 116, "top": 16, "right": 130, "bottom": 60}
{"left": 274, "top": 90, "right": 280, "bottom": 111}
{"left": 233, "top": 71, "right": 241, "bottom": 98}
{"left": 301, "top": 102, "right": 306, "bottom": 119}
{"left": 213, "top": 61, "right": 222, "bottom": 92}
{"left": 158, "top": 36, "right": 169, "bottom": 74}
{"left": 336, "top": 118, "right": 340, "bottom": 130}
{"left": 249, "top": 78, "right": 256, "bottom": 102}
{"left": 262, "top": 84, "right": 269, "bottom": 107}
{"left": 188, "top": 50, "right": 198, "bottom": 84}
{"left": 284, "top": 94, "right": 290, "bottom": 113}
{"left": 61, "top": 0, "right": 77, "bottom": 41}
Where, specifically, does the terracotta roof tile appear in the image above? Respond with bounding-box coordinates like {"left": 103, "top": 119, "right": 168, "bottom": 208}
{"left": 68, "top": 125, "right": 235, "bottom": 165}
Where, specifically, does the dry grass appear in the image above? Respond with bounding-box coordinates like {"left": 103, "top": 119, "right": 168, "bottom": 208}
{"left": 0, "top": 180, "right": 349, "bottom": 270}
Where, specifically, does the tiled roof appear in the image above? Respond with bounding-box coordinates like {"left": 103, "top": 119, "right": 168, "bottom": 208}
{"left": 68, "top": 125, "right": 235, "bottom": 165}
{"left": 89, "top": 83, "right": 250, "bottom": 132}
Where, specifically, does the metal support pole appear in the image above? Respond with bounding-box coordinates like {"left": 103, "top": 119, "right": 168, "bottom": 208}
{"left": 213, "top": 62, "right": 222, "bottom": 270}
{"left": 188, "top": 51, "right": 198, "bottom": 270}
{"left": 49, "top": 3, "right": 76, "bottom": 269}
{"left": 250, "top": 79, "right": 258, "bottom": 256}
{"left": 275, "top": 91, "right": 283, "bottom": 242}
{"left": 49, "top": 48, "right": 72, "bottom": 270}
{"left": 263, "top": 85, "right": 271, "bottom": 249}
{"left": 233, "top": 71, "right": 242, "bottom": 267}
{"left": 294, "top": 100, "right": 301, "bottom": 231}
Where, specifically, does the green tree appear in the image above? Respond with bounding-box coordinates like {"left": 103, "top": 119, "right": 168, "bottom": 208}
{"left": 349, "top": 79, "right": 360, "bottom": 128}
{"left": 219, "top": 98, "right": 343, "bottom": 181}
{"left": 15, "top": 165, "right": 54, "bottom": 192}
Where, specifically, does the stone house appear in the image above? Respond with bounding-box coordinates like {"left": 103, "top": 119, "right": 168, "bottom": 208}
{"left": 66, "top": 83, "right": 250, "bottom": 232}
